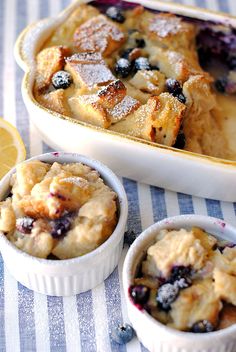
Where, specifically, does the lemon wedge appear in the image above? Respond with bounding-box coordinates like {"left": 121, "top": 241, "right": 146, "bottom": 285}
{"left": 0, "top": 118, "right": 26, "bottom": 179}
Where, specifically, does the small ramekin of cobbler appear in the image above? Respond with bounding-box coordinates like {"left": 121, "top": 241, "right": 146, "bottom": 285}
{"left": 123, "top": 215, "right": 236, "bottom": 352}
{"left": 0, "top": 152, "right": 128, "bottom": 296}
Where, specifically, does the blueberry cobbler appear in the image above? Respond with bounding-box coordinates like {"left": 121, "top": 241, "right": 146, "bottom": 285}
{"left": 0, "top": 161, "right": 117, "bottom": 259}
{"left": 129, "top": 228, "right": 236, "bottom": 332}
{"left": 33, "top": 2, "right": 236, "bottom": 160}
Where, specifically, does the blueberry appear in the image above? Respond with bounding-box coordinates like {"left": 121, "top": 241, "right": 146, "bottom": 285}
{"left": 124, "top": 230, "right": 137, "bottom": 246}
{"left": 115, "top": 58, "right": 132, "bottom": 78}
{"left": 225, "top": 80, "right": 236, "bottom": 95}
{"left": 51, "top": 215, "right": 72, "bottom": 239}
{"left": 156, "top": 283, "right": 179, "bottom": 311}
{"left": 197, "top": 48, "right": 210, "bottom": 67}
{"left": 106, "top": 6, "right": 125, "bottom": 23}
{"left": 52, "top": 71, "right": 72, "bottom": 89}
{"left": 169, "top": 265, "right": 192, "bottom": 289}
{"left": 216, "top": 242, "right": 236, "bottom": 253}
{"left": 121, "top": 48, "right": 134, "bottom": 60}
{"left": 130, "top": 285, "right": 150, "bottom": 305}
{"left": 169, "top": 266, "right": 192, "bottom": 288}
{"left": 228, "top": 56, "right": 236, "bottom": 70}
{"left": 170, "top": 266, "right": 192, "bottom": 282}
{"left": 166, "top": 78, "right": 182, "bottom": 95}
{"left": 176, "top": 93, "right": 186, "bottom": 104}
{"left": 215, "top": 78, "right": 227, "bottom": 93}
{"left": 151, "top": 65, "right": 159, "bottom": 71}
{"left": 111, "top": 324, "right": 135, "bottom": 344}
{"left": 173, "top": 131, "right": 186, "bottom": 149}
{"left": 135, "top": 38, "right": 146, "bottom": 48}
{"left": 16, "top": 217, "right": 35, "bottom": 234}
{"left": 134, "top": 57, "right": 151, "bottom": 71}
{"left": 191, "top": 320, "right": 214, "bottom": 333}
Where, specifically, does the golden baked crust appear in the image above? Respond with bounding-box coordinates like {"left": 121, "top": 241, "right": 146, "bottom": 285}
{"left": 110, "top": 93, "right": 185, "bottom": 146}
{"left": 65, "top": 52, "right": 115, "bottom": 90}
{"left": 0, "top": 199, "right": 16, "bottom": 233}
{"left": 134, "top": 227, "right": 236, "bottom": 332}
{"left": 97, "top": 80, "right": 127, "bottom": 109}
{"left": 34, "top": 46, "right": 71, "bottom": 94}
{"left": 73, "top": 14, "right": 125, "bottom": 57}
{"left": 33, "top": 3, "right": 230, "bottom": 159}
{"left": 218, "top": 304, "right": 236, "bottom": 330}
{"left": 37, "top": 89, "right": 71, "bottom": 116}
{"left": 170, "top": 279, "right": 222, "bottom": 330}
{"left": 214, "top": 268, "right": 236, "bottom": 305}
{"left": 140, "top": 12, "right": 196, "bottom": 52}
{"left": 1, "top": 161, "right": 117, "bottom": 259}
{"left": 68, "top": 94, "right": 111, "bottom": 128}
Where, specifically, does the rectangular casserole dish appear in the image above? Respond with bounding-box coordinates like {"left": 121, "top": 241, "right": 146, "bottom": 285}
{"left": 14, "top": 0, "right": 236, "bottom": 201}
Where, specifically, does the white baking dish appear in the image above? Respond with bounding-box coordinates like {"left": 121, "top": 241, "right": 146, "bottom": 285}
{"left": 123, "top": 214, "right": 236, "bottom": 352}
{"left": 14, "top": 0, "right": 236, "bottom": 201}
{"left": 0, "top": 152, "right": 128, "bottom": 296}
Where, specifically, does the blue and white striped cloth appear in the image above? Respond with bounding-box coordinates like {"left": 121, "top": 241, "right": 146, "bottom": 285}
{"left": 0, "top": 0, "right": 236, "bottom": 351}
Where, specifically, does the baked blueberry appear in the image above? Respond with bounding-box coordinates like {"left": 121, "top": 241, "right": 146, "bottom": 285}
{"left": 225, "top": 80, "right": 236, "bottom": 95}
{"left": 115, "top": 58, "right": 132, "bottom": 78}
{"left": 197, "top": 48, "right": 211, "bottom": 68}
{"left": 52, "top": 71, "right": 72, "bottom": 89}
{"left": 215, "top": 78, "right": 227, "bottom": 93}
{"left": 170, "top": 266, "right": 192, "bottom": 287}
{"left": 156, "top": 283, "right": 179, "bottom": 311}
{"left": 51, "top": 215, "right": 72, "bottom": 238}
{"left": 191, "top": 320, "right": 214, "bottom": 333}
{"left": 151, "top": 65, "right": 159, "bottom": 71}
{"left": 111, "top": 324, "right": 135, "bottom": 344}
{"left": 170, "top": 266, "right": 192, "bottom": 281}
{"left": 135, "top": 38, "right": 146, "bottom": 48}
{"left": 106, "top": 6, "right": 125, "bottom": 23}
{"left": 173, "top": 131, "right": 186, "bottom": 149}
{"left": 176, "top": 93, "right": 186, "bottom": 104}
{"left": 228, "top": 56, "right": 236, "bottom": 70}
{"left": 124, "top": 230, "right": 137, "bottom": 246}
{"left": 16, "top": 217, "right": 35, "bottom": 234}
{"left": 134, "top": 57, "right": 151, "bottom": 71}
{"left": 130, "top": 285, "right": 150, "bottom": 305}
{"left": 166, "top": 78, "right": 182, "bottom": 95}
{"left": 121, "top": 48, "right": 134, "bottom": 60}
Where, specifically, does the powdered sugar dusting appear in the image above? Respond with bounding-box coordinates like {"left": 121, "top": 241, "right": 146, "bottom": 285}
{"left": 117, "top": 58, "right": 130, "bottom": 68}
{"left": 149, "top": 16, "right": 183, "bottom": 38}
{"left": 109, "top": 96, "right": 140, "bottom": 123}
{"left": 74, "top": 14, "right": 124, "bottom": 54}
{"left": 79, "top": 63, "right": 115, "bottom": 88}
{"left": 61, "top": 177, "right": 89, "bottom": 187}
{"left": 67, "top": 52, "right": 103, "bottom": 64}
{"left": 78, "top": 94, "right": 99, "bottom": 105}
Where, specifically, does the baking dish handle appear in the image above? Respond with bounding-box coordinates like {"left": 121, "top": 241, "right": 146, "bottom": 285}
{"left": 14, "top": 0, "right": 82, "bottom": 72}
{"left": 14, "top": 18, "right": 56, "bottom": 73}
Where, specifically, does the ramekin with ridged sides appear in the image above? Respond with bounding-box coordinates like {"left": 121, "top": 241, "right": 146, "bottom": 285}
{"left": 123, "top": 215, "right": 236, "bottom": 352}
{"left": 0, "top": 152, "right": 128, "bottom": 296}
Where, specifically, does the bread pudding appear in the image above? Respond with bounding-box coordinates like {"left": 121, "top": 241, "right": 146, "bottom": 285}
{"left": 129, "top": 228, "right": 236, "bottom": 332}
{"left": 0, "top": 160, "right": 117, "bottom": 259}
{"left": 33, "top": 2, "right": 236, "bottom": 160}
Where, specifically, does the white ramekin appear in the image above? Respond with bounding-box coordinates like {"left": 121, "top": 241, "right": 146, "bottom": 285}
{"left": 123, "top": 215, "right": 236, "bottom": 352}
{"left": 0, "top": 152, "right": 128, "bottom": 296}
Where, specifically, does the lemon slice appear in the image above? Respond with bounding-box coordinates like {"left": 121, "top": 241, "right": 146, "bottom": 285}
{"left": 0, "top": 118, "right": 26, "bottom": 179}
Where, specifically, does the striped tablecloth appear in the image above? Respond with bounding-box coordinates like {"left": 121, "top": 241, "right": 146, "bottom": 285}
{"left": 0, "top": 0, "right": 236, "bottom": 351}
